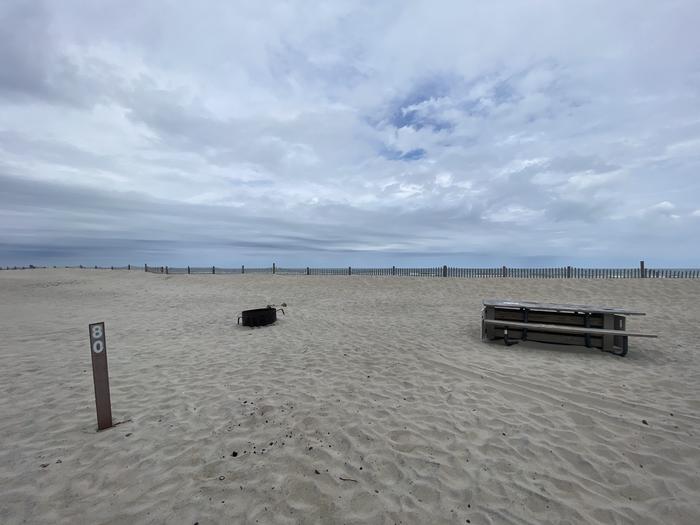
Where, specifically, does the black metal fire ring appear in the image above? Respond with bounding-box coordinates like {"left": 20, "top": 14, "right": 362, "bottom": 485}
{"left": 237, "top": 307, "right": 285, "bottom": 327}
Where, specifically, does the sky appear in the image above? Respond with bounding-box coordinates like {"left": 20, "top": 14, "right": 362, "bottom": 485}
{"left": 1, "top": 0, "right": 699, "bottom": 268}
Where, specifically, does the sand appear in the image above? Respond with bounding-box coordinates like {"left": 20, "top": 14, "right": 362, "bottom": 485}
{"left": 1, "top": 269, "right": 699, "bottom": 524}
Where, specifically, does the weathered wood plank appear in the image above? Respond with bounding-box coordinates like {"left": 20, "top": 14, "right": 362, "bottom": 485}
{"left": 493, "top": 309, "right": 605, "bottom": 327}
{"left": 491, "top": 327, "right": 604, "bottom": 347}
{"left": 483, "top": 299, "right": 646, "bottom": 316}
{"left": 483, "top": 319, "right": 657, "bottom": 337}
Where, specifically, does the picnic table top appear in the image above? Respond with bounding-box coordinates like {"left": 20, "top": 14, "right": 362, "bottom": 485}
{"left": 482, "top": 299, "right": 646, "bottom": 316}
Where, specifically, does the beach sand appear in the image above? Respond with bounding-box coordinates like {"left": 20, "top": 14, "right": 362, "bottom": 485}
{"left": 1, "top": 269, "right": 699, "bottom": 524}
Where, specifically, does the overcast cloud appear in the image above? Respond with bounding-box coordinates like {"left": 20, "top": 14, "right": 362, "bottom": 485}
{"left": 1, "top": 0, "right": 699, "bottom": 267}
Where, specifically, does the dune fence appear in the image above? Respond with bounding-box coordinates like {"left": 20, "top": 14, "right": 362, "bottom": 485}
{"left": 3, "top": 261, "right": 699, "bottom": 278}
{"left": 126, "top": 261, "right": 700, "bottom": 279}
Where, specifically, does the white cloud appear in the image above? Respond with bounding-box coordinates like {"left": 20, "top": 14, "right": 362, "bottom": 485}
{"left": 483, "top": 205, "right": 545, "bottom": 224}
{"left": 434, "top": 172, "right": 453, "bottom": 188}
{"left": 564, "top": 171, "right": 623, "bottom": 191}
{"left": 641, "top": 201, "right": 681, "bottom": 220}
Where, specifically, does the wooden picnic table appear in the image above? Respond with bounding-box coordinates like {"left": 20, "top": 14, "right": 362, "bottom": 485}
{"left": 481, "top": 299, "right": 656, "bottom": 357}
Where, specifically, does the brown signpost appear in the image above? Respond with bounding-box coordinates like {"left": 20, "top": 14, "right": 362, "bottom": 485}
{"left": 88, "top": 322, "right": 113, "bottom": 430}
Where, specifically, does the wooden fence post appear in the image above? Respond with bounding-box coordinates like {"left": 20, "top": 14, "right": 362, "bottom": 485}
{"left": 392, "top": 265, "right": 396, "bottom": 276}
{"left": 566, "top": 265, "right": 571, "bottom": 278}
{"left": 128, "top": 264, "right": 131, "bottom": 270}
{"left": 212, "top": 266, "right": 215, "bottom": 274}
{"left": 443, "top": 265, "right": 447, "bottom": 277}
{"left": 187, "top": 266, "right": 190, "bottom": 274}
{"left": 348, "top": 266, "right": 352, "bottom": 275}
{"left": 502, "top": 265, "right": 507, "bottom": 278}
{"left": 144, "top": 264, "right": 147, "bottom": 272}
{"left": 306, "top": 266, "right": 310, "bottom": 275}
{"left": 241, "top": 265, "right": 244, "bottom": 274}
{"left": 165, "top": 266, "right": 168, "bottom": 274}
{"left": 640, "top": 260, "right": 645, "bottom": 278}
{"left": 273, "top": 263, "right": 276, "bottom": 274}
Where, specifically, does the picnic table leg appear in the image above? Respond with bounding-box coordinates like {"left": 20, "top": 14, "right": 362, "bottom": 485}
{"left": 613, "top": 315, "right": 624, "bottom": 352}
{"left": 619, "top": 336, "right": 629, "bottom": 357}
{"left": 503, "top": 327, "right": 518, "bottom": 346}
{"left": 602, "top": 313, "right": 614, "bottom": 353}
{"left": 484, "top": 306, "right": 495, "bottom": 340}
{"left": 612, "top": 316, "right": 628, "bottom": 356}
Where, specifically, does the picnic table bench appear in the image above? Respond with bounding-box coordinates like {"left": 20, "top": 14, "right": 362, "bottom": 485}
{"left": 481, "top": 299, "right": 657, "bottom": 356}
